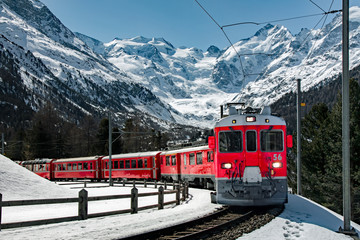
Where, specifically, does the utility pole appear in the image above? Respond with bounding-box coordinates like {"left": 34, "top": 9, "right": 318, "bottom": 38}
{"left": 339, "top": 0, "right": 356, "bottom": 235}
{"left": 296, "top": 79, "right": 302, "bottom": 195}
{"left": 108, "top": 112, "right": 113, "bottom": 186}
{"left": 1, "top": 133, "right": 4, "bottom": 155}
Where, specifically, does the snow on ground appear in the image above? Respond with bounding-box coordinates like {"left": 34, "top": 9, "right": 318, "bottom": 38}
{"left": 1, "top": 154, "right": 360, "bottom": 240}
{"left": 238, "top": 194, "right": 360, "bottom": 240}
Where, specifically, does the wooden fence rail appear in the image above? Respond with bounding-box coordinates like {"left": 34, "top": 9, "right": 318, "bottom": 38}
{"left": 0, "top": 183, "right": 188, "bottom": 231}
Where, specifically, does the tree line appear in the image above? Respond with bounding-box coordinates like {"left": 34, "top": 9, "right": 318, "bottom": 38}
{"left": 287, "top": 78, "right": 360, "bottom": 223}
{"left": 3, "top": 103, "right": 170, "bottom": 160}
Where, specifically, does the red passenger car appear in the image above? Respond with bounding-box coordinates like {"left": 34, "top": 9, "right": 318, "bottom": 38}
{"left": 101, "top": 151, "right": 161, "bottom": 180}
{"left": 160, "top": 149, "right": 181, "bottom": 182}
{"left": 53, "top": 156, "right": 102, "bottom": 180}
{"left": 179, "top": 146, "right": 215, "bottom": 188}
{"left": 20, "top": 159, "right": 55, "bottom": 180}
{"left": 210, "top": 104, "right": 292, "bottom": 206}
{"left": 160, "top": 146, "right": 215, "bottom": 187}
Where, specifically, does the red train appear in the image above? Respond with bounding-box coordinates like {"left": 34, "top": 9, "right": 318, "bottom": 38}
{"left": 19, "top": 148, "right": 214, "bottom": 188}
{"left": 20, "top": 104, "right": 292, "bottom": 206}
{"left": 209, "top": 104, "right": 292, "bottom": 206}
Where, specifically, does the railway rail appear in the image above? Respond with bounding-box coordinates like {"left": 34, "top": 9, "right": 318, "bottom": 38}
{"left": 119, "top": 205, "right": 283, "bottom": 240}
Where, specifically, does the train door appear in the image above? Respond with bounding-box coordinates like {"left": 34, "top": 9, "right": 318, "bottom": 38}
{"left": 50, "top": 159, "right": 55, "bottom": 180}
{"left": 244, "top": 128, "right": 258, "bottom": 166}
{"left": 243, "top": 127, "right": 262, "bottom": 183}
{"left": 152, "top": 157, "right": 157, "bottom": 179}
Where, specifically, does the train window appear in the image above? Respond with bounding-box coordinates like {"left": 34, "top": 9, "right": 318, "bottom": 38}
{"left": 90, "top": 162, "right": 93, "bottom": 169}
{"left": 183, "top": 154, "right": 187, "bottom": 165}
{"left": 119, "top": 160, "right": 124, "bottom": 169}
{"left": 125, "top": 160, "right": 130, "bottom": 168}
{"left": 78, "top": 163, "right": 83, "bottom": 170}
{"left": 145, "top": 158, "right": 148, "bottom": 168}
{"left": 166, "top": 156, "right": 170, "bottom": 166}
{"left": 260, "top": 130, "right": 284, "bottom": 152}
{"left": 246, "top": 131, "right": 257, "bottom": 152}
{"left": 105, "top": 162, "right": 108, "bottom": 169}
{"left": 189, "top": 153, "right": 195, "bottom": 165}
{"left": 114, "top": 161, "right": 119, "bottom": 169}
{"left": 219, "top": 131, "right": 243, "bottom": 153}
{"left": 171, "top": 155, "right": 176, "bottom": 166}
{"left": 138, "top": 159, "right": 143, "bottom": 168}
{"left": 84, "top": 162, "right": 88, "bottom": 170}
{"left": 131, "top": 159, "right": 137, "bottom": 168}
{"left": 208, "top": 151, "right": 214, "bottom": 162}
{"left": 196, "top": 152, "right": 203, "bottom": 165}
{"left": 68, "top": 163, "right": 72, "bottom": 170}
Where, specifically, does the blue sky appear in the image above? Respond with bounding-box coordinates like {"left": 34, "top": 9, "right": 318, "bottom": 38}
{"left": 40, "top": 0, "right": 359, "bottom": 50}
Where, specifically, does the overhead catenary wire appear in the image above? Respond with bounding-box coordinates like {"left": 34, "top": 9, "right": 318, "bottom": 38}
{"left": 222, "top": 10, "right": 341, "bottom": 29}
{"left": 194, "top": 0, "right": 247, "bottom": 78}
{"left": 194, "top": 0, "right": 342, "bottom": 80}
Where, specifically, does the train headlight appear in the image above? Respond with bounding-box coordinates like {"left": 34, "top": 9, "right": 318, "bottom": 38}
{"left": 221, "top": 163, "right": 232, "bottom": 169}
{"left": 272, "top": 162, "right": 283, "bottom": 168}
{"left": 246, "top": 116, "right": 256, "bottom": 122}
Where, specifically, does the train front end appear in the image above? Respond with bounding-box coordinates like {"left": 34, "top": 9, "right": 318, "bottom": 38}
{"left": 210, "top": 105, "right": 292, "bottom": 206}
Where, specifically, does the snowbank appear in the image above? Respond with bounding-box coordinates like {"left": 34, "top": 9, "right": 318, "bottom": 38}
{"left": 0, "top": 154, "right": 76, "bottom": 200}
{"left": 238, "top": 194, "right": 360, "bottom": 240}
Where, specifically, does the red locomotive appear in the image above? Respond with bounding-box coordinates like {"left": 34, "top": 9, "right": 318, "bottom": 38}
{"left": 208, "top": 104, "right": 292, "bottom": 206}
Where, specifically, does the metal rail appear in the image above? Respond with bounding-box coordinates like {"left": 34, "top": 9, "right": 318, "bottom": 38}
{"left": 118, "top": 207, "right": 254, "bottom": 240}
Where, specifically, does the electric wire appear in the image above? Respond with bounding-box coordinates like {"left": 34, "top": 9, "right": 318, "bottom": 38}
{"left": 194, "top": 0, "right": 341, "bottom": 80}
{"left": 194, "top": 0, "right": 342, "bottom": 81}
{"left": 194, "top": 0, "right": 247, "bottom": 77}
{"left": 309, "top": 0, "right": 327, "bottom": 13}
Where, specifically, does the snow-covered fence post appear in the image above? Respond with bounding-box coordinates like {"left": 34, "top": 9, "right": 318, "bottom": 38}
{"left": 158, "top": 186, "right": 164, "bottom": 209}
{"left": 181, "top": 183, "right": 186, "bottom": 201}
{"left": 144, "top": 179, "right": 147, "bottom": 188}
{"left": 0, "top": 193, "right": 2, "bottom": 231}
{"left": 122, "top": 179, "right": 125, "bottom": 186}
{"left": 164, "top": 181, "right": 167, "bottom": 190}
{"left": 78, "top": 189, "right": 88, "bottom": 220}
{"left": 154, "top": 181, "right": 157, "bottom": 189}
{"left": 176, "top": 185, "right": 180, "bottom": 205}
{"left": 131, "top": 187, "right": 138, "bottom": 214}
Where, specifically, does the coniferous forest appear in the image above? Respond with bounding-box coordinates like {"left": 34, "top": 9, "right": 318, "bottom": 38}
{"left": 285, "top": 79, "right": 360, "bottom": 224}
{"left": 2, "top": 103, "right": 172, "bottom": 160}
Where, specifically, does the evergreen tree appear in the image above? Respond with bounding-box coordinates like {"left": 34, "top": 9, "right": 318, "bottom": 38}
{"left": 297, "top": 78, "right": 360, "bottom": 223}
{"left": 93, "top": 118, "right": 109, "bottom": 155}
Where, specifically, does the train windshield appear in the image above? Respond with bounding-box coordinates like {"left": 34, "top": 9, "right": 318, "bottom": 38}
{"left": 260, "top": 130, "right": 283, "bottom": 152}
{"left": 219, "top": 130, "right": 242, "bottom": 153}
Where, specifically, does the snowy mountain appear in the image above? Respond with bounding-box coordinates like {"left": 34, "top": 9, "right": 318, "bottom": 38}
{"left": 1, "top": 0, "right": 360, "bottom": 129}
{"left": 221, "top": 7, "right": 360, "bottom": 106}
{"left": 0, "top": 0, "right": 179, "bottom": 130}
{"left": 78, "top": 7, "right": 360, "bottom": 127}
{"left": 75, "top": 33, "right": 229, "bottom": 126}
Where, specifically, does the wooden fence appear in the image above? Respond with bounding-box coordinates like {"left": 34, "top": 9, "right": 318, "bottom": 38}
{"left": 0, "top": 183, "right": 189, "bottom": 231}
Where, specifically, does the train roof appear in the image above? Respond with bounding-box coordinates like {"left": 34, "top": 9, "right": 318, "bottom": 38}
{"left": 160, "top": 145, "right": 210, "bottom": 155}
{"left": 215, "top": 114, "right": 285, "bottom": 128}
{"left": 102, "top": 151, "right": 161, "bottom": 160}
{"left": 21, "top": 159, "right": 53, "bottom": 165}
{"left": 54, "top": 156, "right": 102, "bottom": 163}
